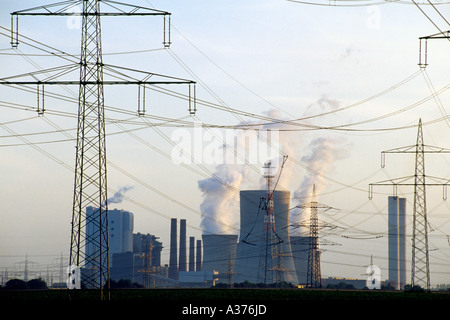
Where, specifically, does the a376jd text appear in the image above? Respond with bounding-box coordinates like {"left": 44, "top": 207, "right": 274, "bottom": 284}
{"left": 181, "top": 304, "right": 267, "bottom": 317}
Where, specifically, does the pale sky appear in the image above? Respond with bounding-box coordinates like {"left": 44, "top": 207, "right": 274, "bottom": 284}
{"left": 1, "top": 0, "right": 450, "bottom": 286}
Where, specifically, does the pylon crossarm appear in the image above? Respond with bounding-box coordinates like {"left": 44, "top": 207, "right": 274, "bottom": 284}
{"left": 102, "top": 64, "right": 196, "bottom": 84}
{"left": 369, "top": 175, "right": 450, "bottom": 200}
{"left": 0, "top": 63, "right": 196, "bottom": 85}
{"left": 382, "top": 145, "right": 450, "bottom": 167}
{"left": 12, "top": 1, "right": 83, "bottom": 15}
{"left": 419, "top": 30, "right": 450, "bottom": 40}
{"left": 12, "top": 0, "right": 170, "bottom": 16}
{"left": 11, "top": 1, "right": 172, "bottom": 48}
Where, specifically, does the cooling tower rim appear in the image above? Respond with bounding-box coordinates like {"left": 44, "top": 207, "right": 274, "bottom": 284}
{"left": 240, "top": 189, "right": 290, "bottom": 193}
{"left": 201, "top": 233, "right": 239, "bottom": 238}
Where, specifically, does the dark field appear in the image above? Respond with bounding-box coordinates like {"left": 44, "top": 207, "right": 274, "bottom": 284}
{"left": 1, "top": 287, "right": 450, "bottom": 300}
{"left": 1, "top": 288, "right": 448, "bottom": 317}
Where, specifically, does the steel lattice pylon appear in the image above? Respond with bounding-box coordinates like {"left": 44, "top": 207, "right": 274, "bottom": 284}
{"left": 69, "top": 0, "right": 109, "bottom": 295}
{"left": 411, "top": 119, "right": 430, "bottom": 290}
{"left": 306, "top": 186, "right": 321, "bottom": 288}
{"left": 369, "top": 119, "right": 450, "bottom": 291}
{"left": 4, "top": 0, "right": 196, "bottom": 299}
{"left": 257, "top": 161, "right": 280, "bottom": 284}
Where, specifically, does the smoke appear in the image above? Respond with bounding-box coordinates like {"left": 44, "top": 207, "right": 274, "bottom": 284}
{"left": 106, "top": 185, "right": 133, "bottom": 206}
{"left": 197, "top": 96, "right": 352, "bottom": 235}
{"left": 198, "top": 164, "right": 248, "bottom": 235}
{"left": 290, "top": 136, "right": 351, "bottom": 236}
{"left": 197, "top": 112, "right": 285, "bottom": 235}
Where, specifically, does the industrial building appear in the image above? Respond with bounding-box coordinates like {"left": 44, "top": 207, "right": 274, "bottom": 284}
{"left": 388, "top": 196, "right": 407, "bottom": 290}
{"left": 85, "top": 206, "right": 169, "bottom": 287}
{"left": 110, "top": 232, "right": 165, "bottom": 287}
{"left": 85, "top": 207, "right": 134, "bottom": 271}
{"left": 233, "top": 190, "right": 298, "bottom": 284}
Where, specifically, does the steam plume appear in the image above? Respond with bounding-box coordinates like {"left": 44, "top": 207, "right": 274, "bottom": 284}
{"left": 290, "top": 136, "right": 350, "bottom": 235}
{"left": 107, "top": 185, "right": 133, "bottom": 205}
{"left": 198, "top": 164, "right": 247, "bottom": 235}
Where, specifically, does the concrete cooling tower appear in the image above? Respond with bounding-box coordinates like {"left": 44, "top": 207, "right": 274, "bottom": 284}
{"left": 289, "top": 236, "right": 310, "bottom": 285}
{"left": 234, "top": 190, "right": 298, "bottom": 284}
{"left": 202, "top": 234, "right": 238, "bottom": 284}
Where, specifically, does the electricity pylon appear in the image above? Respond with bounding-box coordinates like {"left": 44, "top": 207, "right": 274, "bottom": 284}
{"left": 3, "top": 1, "right": 196, "bottom": 299}
{"left": 295, "top": 185, "right": 336, "bottom": 288}
{"left": 414, "top": 0, "right": 450, "bottom": 68}
{"left": 369, "top": 119, "right": 450, "bottom": 290}
{"left": 418, "top": 30, "right": 450, "bottom": 68}
{"left": 258, "top": 160, "right": 281, "bottom": 284}
{"left": 138, "top": 238, "right": 155, "bottom": 288}
{"left": 306, "top": 185, "right": 321, "bottom": 288}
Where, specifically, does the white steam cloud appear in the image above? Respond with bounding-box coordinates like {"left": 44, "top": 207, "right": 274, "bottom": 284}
{"left": 198, "top": 164, "right": 248, "bottom": 235}
{"left": 107, "top": 185, "right": 133, "bottom": 206}
{"left": 197, "top": 96, "right": 352, "bottom": 236}
{"left": 290, "top": 136, "right": 350, "bottom": 236}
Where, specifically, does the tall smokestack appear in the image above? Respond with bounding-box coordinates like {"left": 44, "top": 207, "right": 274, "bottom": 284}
{"left": 179, "top": 219, "right": 187, "bottom": 272}
{"left": 169, "top": 218, "right": 178, "bottom": 279}
{"left": 189, "top": 236, "right": 195, "bottom": 272}
{"left": 196, "top": 239, "right": 202, "bottom": 271}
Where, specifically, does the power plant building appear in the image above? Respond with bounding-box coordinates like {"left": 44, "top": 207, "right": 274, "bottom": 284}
{"left": 234, "top": 190, "right": 298, "bottom": 284}
{"left": 388, "top": 196, "right": 407, "bottom": 290}
{"left": 85, "top": 207, "right": 133, "bottom": 268}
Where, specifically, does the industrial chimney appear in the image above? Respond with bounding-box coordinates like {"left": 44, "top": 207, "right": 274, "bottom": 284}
{"left": 196, "top": 239, "right": 202, "bottom": 271}
{"left": 179, "top": 219, "right": 187, "bottom": 272}
{"left": 189, "top": 236, "right": 195, "bottom": 272}
{"left": 169, "top": 218, "right": 178, "bottom": 280}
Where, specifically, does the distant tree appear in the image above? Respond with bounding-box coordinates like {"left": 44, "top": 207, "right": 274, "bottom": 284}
{"left": 404, "top": 284, "right": 424, "bottom": 292}
{"left": 381, "top": 283, "right": 395, "bottom": 290}
{"left": 326, "top": 282, "right": 355, "bottom": 290}
{"left": 109, "top": 279, "right": 144, "bottom": 289}
{"left": 4, "top": 279, "right": 29, "bottom": 290}
{"left": 234, "top": 281, "right": 256, "bottom": 288}
{"left": 27, "top": 278, "right": 48, "bottom": 290}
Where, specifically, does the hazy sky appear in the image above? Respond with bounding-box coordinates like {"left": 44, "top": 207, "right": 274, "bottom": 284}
{"left": 1, "top": 0, "right": 450, "bottom": 285}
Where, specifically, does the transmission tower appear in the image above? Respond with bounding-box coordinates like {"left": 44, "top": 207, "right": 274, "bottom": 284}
{"left": 306, "top": 185, "right": 321, "bottom": 288}
{"left": 294, "top": 185, "right": 338, "bottom": 288}
{"left": 3, "top": 1, "right": 196, "bottom": 299}
{"left": 222, "top": 253, "right": 237, "bottom": 288}
{"left": 418, "top": 30, "right": 450, "bottom": 68}
{"left": 138, "top": 238, "right": 156, "bottom": 288}
{"left": 414, "top": 0, "right": 450, "bottom": 68}
{"left": 369, "top": 119, "right": 450, "bottom": 290}
{"left": 257, "top": 161, "right": 280, "bottom": 284}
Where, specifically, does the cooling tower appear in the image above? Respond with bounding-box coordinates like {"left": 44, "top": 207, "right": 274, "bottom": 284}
{"left": 202, "top": 234, "right": 238, "bottom": 284}
{"left": 234, "top": 190, "right": 298, "bottom": 284}
{"left": 290, "top": 236, "right": 310, "bottom": 285}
